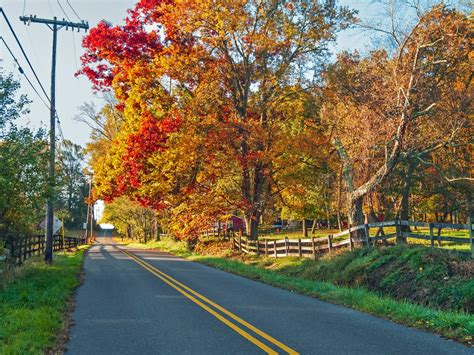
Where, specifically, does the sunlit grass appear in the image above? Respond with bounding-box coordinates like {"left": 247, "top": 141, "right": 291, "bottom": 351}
{"left": 258, "top": 229, "right": 340, "bottom": 240}
{"left": 114, "top": 237, "right": 190, "bottom": 255}
{"left": 63, "top": 229, "right": 86, "bottom": 238}
{"left": 0, "top": 246, "right": 88, "bottom": 354}
{"left": 368, "top": 226, "right": 470, "bottom": 252}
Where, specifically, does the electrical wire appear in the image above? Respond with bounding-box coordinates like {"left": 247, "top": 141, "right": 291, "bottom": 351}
{"left": 56, "top": 114, "right": 66, "bottom": 143}
{"left": 0, "top": 36, "right": 51, "bottom": 111}
{"left": 57, "top": 0, "right": 72, "bottom": 21}
{"left": 0, "top": 8, "right": 50, "bottom": 104}
{"left": 1, "top": 28, "right": 68, "bottom": 144}
{"left": 22, "top": 0, "right": 26, "bottom": 16}
{"left": 71, "top": 30, "right": 79, "bottom": 71}
{"left": 66, "top": 0, "right": 82, "bottom": 22}
{"left": 1, "top": 6, "right": 85, "bottom": 154}
{"left": 25, "top": 26, "right": 43, "bottom": 72}
{"left": 47, "top": 0, "right": 54, "bottom": 17}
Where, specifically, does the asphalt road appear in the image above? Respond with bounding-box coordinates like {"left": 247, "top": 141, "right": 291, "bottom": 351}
{"left": 66, "top": 235, "right": 471, "bottom": 354}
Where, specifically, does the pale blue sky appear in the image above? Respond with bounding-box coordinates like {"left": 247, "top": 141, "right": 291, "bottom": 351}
{"left": 1, "top": 0, "right": 380, "bottom": 146}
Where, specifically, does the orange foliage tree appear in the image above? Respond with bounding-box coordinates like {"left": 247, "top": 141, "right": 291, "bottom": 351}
{"left": 79, "top": 0, "right": 354, "bottom": 240}
{"left": 322, "top": 6, "right": 471, "bottom": 242}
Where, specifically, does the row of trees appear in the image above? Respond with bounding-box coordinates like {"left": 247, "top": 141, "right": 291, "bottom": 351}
{"left": 0, "top": 71, "right": 88, "bottom": 237}
{"left": 79, "top": 1, "right": 472, "bottom": 243}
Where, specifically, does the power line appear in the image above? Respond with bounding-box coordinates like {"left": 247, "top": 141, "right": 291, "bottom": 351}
{"left": 0, "top": 36, "right": 50, "bottom": 110}
{"left": 66, "top": 0, "right": 82, "bottom": 22}
{"left": 71, "top": 30, "right": 79, "bottom": 71}
{"left": 56, "top": 114, "right": 66, "bottom": 143}
{"left": 0, "top": 10, "right": 70, "bottom": 147}
{"left": 1, "top": 34, "right": 70, "bottom": 137}
{"left": 47, "top": 0, "right": 54, "bottom": 17}
{"left": 57, "top": 0, "right": 72, "bottom": 22}
{"left": 0, "top": 8, "right": 50, "bottom": 103}
{"left": 25, "top": 26, "right": 43, "bottom": 71}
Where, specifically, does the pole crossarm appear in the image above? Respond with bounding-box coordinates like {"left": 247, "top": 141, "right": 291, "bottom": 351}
{"left": 19, "top": 15, "right": 89, "bottom": 31}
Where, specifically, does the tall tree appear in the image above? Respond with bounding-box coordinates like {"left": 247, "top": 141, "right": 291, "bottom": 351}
{"left": 0, "top": 72, "right": 49, "bottom": 235}
{"left": 57, "top": 140, "right": 88, "bottom": 228}
{"left": 79, "top": 0, "right": 354, "bottom": 240}
{"left": 322, "top": 6, "right": 471, "bottom": 243}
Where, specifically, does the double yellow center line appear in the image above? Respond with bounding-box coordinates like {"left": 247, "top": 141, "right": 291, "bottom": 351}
{"left": 122, "top": 250, "right": 298, "bottom": 355}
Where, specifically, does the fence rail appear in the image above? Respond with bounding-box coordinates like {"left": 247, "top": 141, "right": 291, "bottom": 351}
{"left": 232, "top": 219, "right": 474, "bottom": 259}
{"left": 1, "top": 234, "right": 86, "bottom": 266}
{"left": 232, "top": 234, "right": 352, "bottom": 258}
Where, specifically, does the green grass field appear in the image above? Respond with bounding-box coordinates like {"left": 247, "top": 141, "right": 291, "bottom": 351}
{"left": 63, "top": 229, "right": 86, "bottom": 238}
{"left": 0, "top": 246, "right": 88, "bottom": 354}
{"left": 258, "top": 229, "right": 340, "bottom": 240}
{"left": 367, "top": 227, "right": 471, "bottom": 252}
{"left": 257, "top": 226, "right": 471, "bottom": 252}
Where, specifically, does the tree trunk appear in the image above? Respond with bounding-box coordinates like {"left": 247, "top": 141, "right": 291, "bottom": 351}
{"left": 248, "top": 216, "right": 259, "bottom": 240}
{"left": 337, "top": 164, "right": 343, "bottom": 231}
{"left": 400, "top": 161, "right": 416, "bottom": 232}
{"left": 311, "top": 219, "right": 317, "bottom": 234}
{"left": 244, "top": 217, "right": 251, "bottom": 237}
{"left": 302, "top": 219, "right": 308, "bottom": 237}
{"left": 155, "top": 217, "right": 160, "bottom": 241}
{"left": 348, "top": 196, "right": 366, "bottom": 246}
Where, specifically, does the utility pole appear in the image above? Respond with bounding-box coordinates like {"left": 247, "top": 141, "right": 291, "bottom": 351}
{"left": 19, "top": 15, "right": 88, "bottom": 264}
{"left": 86, "top": 174, "right": 93, "bottom": 243}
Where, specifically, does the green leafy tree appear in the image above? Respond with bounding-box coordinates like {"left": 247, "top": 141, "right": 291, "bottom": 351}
{"left": 0, "top": 72, "right": 50, "bottom": 235}
{"left": 57, "top": 140, "right": 88, "bottom": 229}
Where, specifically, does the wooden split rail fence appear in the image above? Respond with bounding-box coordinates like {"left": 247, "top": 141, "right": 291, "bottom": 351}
{"left": 232, "top": 219, "right": 474, "bottom": 258}
{"left": 1, "top": 234, "right": 86, "bottom": 266}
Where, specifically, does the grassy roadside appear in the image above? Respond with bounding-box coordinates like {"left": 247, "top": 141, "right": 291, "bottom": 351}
{"left": 117, "top": 237, "right": 473, "bottom": 345}
{"left": 0, "top": 246, "right": 89, "bottom": 354}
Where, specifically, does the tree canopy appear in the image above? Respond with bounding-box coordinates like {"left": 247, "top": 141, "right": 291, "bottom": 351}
{"left": 79, "top": 1, "right": 472, "bottom": 243}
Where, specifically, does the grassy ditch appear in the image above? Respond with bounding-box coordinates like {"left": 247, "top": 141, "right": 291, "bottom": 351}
{"left": 0, "top": 246, "right": 88, "bottom": 354}
{"left": 117, "top": 237, "right": 473, "bottom": 344}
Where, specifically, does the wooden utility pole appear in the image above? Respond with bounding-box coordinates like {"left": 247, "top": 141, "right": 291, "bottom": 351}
{"left": 19, "top": 15, "right": 88, "bottom": 263}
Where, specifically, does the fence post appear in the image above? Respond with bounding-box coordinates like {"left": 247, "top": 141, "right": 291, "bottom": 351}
{"left": 265, "top": 239, "right": 268, "bottom": 257}
{"left": 273, "top": 240, "right": 277, "bottom": 258}
{"left": 429, "top": 223, "right": 434, "bottom": 248}
{"left": 256, "top": 240, "right": 260, "bottom": 256}
{"left": 395, "top": 219, "right": 401, "bottom": 244}
{"left": 348, "top": 224, "right": 354, "bottom": 251}
{"left": 239, "top": 234, "right": 242, "bottom": 252}
{"left": 364, "top": 224, "right": 371, "bottom": 249}
{"left": 285, "top": 237, "right": 289, "bottom": 257}
{"left": 298, "top": 238, "right": 302, "bottom": 257}
{"left": 311, "top": 237, "right": 316, "bottom": 259}
{"left": 328, "top": 235, "right": 333, "bottom": 253}
{"left": 468, "top": 216, "right": 473, "bottom": 258}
